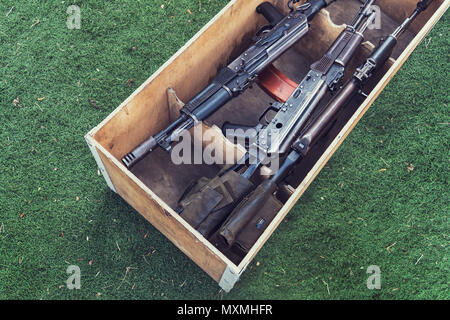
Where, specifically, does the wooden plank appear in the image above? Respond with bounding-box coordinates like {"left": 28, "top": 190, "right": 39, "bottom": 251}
{"left": 85, "top": 132, "right": 117, "bottom": 193}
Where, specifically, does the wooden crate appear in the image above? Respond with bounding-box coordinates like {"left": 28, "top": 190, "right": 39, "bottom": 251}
{"left": 85, "top": 0, "right": 449, "bottom": 292}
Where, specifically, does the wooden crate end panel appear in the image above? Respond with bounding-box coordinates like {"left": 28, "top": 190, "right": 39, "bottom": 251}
{"left": 96, "top": 148, "right": 228, "bottom": 283}
{"left": 84, "top": 133, "right": 117, "bottom": 193}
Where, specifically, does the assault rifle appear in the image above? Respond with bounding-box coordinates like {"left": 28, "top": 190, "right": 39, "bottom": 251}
{"left": 121, "top": 0, "right": 337, "bottom": 168}
{"left": 225, "top": 0, "right": 376, "bottom": 180}
{"left": 176, "top": 0, "right": 377, "bottom": 238}
{"left": 219, "top": 0, "right": 433, "bottom": 246}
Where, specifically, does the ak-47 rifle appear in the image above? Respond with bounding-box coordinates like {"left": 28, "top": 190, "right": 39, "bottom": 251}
{"left": 121, "top": 0, "right": 337, "bottom": 169}
{"left": 219, "top": 0, "right": 433, "bottom": 247}
{"left": 225, "top": 0, "right": 377, "bottom": 179}
{"left": 176, "top": 0, "right": 377, "bottom": 238}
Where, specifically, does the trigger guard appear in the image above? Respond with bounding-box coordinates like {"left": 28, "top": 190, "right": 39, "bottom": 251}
{"left": 259, "top": 102, "right": 283, "bottom": 124}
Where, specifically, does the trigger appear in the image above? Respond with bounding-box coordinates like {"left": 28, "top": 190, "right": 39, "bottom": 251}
{"left": 255, "top": 25, "right": 274, "bottom": 37}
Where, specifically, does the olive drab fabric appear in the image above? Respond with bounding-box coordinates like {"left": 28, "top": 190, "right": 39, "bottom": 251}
{"left": 178, "top": 171, "right": 254, "bottom": 238}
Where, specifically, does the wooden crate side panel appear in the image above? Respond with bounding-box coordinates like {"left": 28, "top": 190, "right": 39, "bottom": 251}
{"left": 95, "top": 145, "right": 229, "bottom": 282}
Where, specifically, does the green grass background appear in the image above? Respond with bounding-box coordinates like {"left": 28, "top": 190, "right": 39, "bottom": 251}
{"left": 0, "top": 0, "right": 448, "bottom": 300}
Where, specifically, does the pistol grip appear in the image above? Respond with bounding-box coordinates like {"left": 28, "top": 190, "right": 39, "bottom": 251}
{"left": 256, "top": 2, "right": 284, "bottom": 27}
